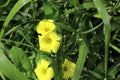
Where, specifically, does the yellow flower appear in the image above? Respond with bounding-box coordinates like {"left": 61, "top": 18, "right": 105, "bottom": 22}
{"left": 37, "top": 19, "right": 55, "bottom": 36}
{"left": 38, "top": 31, "right": 61, "bottom": 53}
{"left": 62, "top": 59, "right": 76, "bottom": 79}
{"left": 34, "top": 59, "right": 54, "bottom": 80}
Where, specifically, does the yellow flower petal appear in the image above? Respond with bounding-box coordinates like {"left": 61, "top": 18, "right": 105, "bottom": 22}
{"left": 62, "top": 59, "right": 76, "bottom": 79}
{"left": 37, "top": 19, "right": 55, "bottom": 36}
{"left": 46, "top": 19, "right": 54, "bottom": 22}
{"left": 47, "top": 67, "right": 54, "bottom": 78}
{"left": 39, "top": 32, "right": 61, "bottom": 53}
{"left": 41, "top": 59, "right": 50, "bottom": 68}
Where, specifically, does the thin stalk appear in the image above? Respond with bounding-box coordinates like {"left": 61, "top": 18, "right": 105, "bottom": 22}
{"left": 93, "top": 0, "right": 111, "bottom": 79}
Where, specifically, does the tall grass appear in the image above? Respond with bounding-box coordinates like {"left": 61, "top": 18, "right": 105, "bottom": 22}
{"left": 0, "top": 0, "right": 120, "bottom": 80}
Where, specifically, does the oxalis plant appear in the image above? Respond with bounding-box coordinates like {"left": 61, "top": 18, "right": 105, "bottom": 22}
{"left": 0, "top": 0, "right": 120, "bottom": 80}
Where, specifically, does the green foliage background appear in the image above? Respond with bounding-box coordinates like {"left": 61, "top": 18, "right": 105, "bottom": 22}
{"left": 0, "top": 0, "right": 120, "bottom": 80}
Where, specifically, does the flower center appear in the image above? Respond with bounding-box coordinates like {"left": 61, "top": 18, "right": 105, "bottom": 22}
{"left": 45, "top": 28, "right": 50, "bottom": 32}
{"left": 41, "top": 68, "right": 47, "bottom": 74}
{"left": 46, "top": 38, "right": 52, "bottom": 43}
{"left": 63, "top": 66, "right": 68, "bottom": 71}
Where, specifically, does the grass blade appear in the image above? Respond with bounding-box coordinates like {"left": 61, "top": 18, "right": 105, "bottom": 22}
{"left": 88, "top": 70, "right": 104, "bottom": 79}
{"left": 109, "top": 43, "right": 120, "bottom": 53}
{"left": 17, "top": 30, "right": 34, "bottom": 47}
{"left": 93, "top": 0, "right": 111, "bottom": 79}
{"left": 0, "top": 49, "right": 29, "bottom": 80}
{"left": 108, "top": 58, "right": 120, "bottom": 78}
{"left": 0, "top": 0, "right": 32, "bottom": 40}
{"left": 72, "top": 40, "right": 88, "bottom": 80}
{"left": 0, "top": 0, "right": 10, "bottom": 8}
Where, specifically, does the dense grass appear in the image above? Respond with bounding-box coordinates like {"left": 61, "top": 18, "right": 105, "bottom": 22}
{"left": 0, "top": 0, "right": 120, "bottom": 80}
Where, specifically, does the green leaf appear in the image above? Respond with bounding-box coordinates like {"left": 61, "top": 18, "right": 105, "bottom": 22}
{"left": 0, "top": 49, "right": 29, "bottom": 80}
{"left": 83, "top": 2, "right": 95, "bottom": 9}
{"left": 68, "top": 0, "right": 79, "bottom": 7}
{"left": 9, "top": 46, "right": 32, "bottom": 71}
{"left": 43, "top": 3, "right": 53, "bottom": 15}
{"left": 0, "top": 0, "right": 32, "bottom": 40}
{"left": 72, "top": 40, "right": 88, "bottom": 80}
{"left": 93, "top": 0, "right": 111, "bottom": 78}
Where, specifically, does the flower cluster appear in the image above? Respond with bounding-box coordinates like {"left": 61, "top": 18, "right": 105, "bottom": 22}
{"left": 37, "top": 19, "right": 61, "bottom": 53}
{"left": 34, "top": 19, "right": 76, "bottom": 80}
{"left": 34, "top": 58, "right": 76, "bottom": 80}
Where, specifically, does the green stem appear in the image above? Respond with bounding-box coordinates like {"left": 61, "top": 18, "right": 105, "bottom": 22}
{"left": 1, "top": 39, "right": 33, "bottom": 48}
{"left": 81, "top": 22, "right": 103, "bottom": 34}
{"left": 93, "top": 0, "right": 111, "bottom": 79}
{"left": 0, "top": 0, "right": 10, "bottom": 8}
